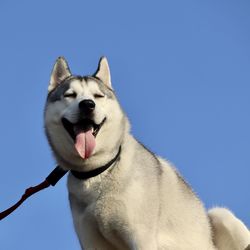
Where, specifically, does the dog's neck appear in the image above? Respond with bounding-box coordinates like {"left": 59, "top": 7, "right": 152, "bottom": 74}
{"left": 70, "top": 145, "right": 122, "bottom": 180}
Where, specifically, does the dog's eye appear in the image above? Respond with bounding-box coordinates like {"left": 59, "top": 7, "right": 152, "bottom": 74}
{"left": 64, "top": 92, "right": 77, "bottom": 98}
{"left": 94, "top": 93, "right": 105, "bottom": 98}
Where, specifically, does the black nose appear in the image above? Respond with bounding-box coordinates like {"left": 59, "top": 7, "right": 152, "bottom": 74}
{"left": 79, "top": 99, "right": 95, "bottom": 113}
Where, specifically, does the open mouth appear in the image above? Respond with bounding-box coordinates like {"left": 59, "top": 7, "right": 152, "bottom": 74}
{"left": 61, "top": 117, "right": 106, "bottom": 159}
{"left": 61, "top": 117, "right": 106, "bottom": 141}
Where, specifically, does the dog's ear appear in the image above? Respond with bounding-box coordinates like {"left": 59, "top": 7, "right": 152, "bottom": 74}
{"left": 94, "top": 57, "right": 112, "bottom": 89}
{"left": 48, "top": 57, "right": 71, "bottom": 93}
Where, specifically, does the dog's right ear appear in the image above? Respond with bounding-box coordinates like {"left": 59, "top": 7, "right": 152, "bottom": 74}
{"left": 48, "top": 57, "right": 71, "bottom": 93}
{"left": 94, "top": 57, "right": 112, "bottom": 89}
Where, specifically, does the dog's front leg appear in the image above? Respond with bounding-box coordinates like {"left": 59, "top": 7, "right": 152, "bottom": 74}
{"left": 100, "top": 228, "right": 158, "bottom": 250}
{"left": 95, "top": 198, "right": 158, "bottom": 250}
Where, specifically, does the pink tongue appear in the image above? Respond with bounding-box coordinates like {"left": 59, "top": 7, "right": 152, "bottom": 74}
{"left": 74, "top": 130, "right": 96, "bottom": 159}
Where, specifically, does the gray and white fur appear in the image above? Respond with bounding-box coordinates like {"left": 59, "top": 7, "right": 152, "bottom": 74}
{"left": 44, "top": 57, "right": 250, "bottom": 250}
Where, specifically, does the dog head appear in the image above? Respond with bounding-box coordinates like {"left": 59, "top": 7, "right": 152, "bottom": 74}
{"left": 44, "top": 57, "right": 128, "bottom": 171}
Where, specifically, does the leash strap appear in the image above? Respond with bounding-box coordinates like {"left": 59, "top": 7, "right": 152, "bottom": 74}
{"left": 0, "top": 147, "right": 121, "bottom": 221}
{"left": 0, "top": 166, "right": 68, "bottom": 221}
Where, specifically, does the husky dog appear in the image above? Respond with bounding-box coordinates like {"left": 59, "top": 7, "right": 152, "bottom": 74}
{"left": 44, "top": 57, "right": 250, "bottom": 250}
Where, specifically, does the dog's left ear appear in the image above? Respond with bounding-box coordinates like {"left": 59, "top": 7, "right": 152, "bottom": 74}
{"left": 94, "top": 57, "right": 112, "bottom": 89}
{"left": 48, "top": 57, "right": 71, "bottom": 93}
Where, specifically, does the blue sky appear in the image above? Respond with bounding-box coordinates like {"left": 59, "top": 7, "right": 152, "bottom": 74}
{"left": 0, "top": 1, "right": 249, "bottom": 249}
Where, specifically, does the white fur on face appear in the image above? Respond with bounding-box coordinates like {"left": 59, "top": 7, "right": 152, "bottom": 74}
{"left": 62, "top": 79, "right": 107, "bottom": 125}
{"left": 45, "top": 78, "right": 126, "bottom": 170}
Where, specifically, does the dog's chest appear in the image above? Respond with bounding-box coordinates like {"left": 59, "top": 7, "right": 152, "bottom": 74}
{"left": 67, "top": 173, "right": 103, "bottom": 205}
{"left": 68, "top": 174, "right": 131, "bottom": 248}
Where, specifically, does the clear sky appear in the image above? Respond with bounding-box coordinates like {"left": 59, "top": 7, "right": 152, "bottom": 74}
{"left": 0, "top": 1, "right": 249, "bottom": 249}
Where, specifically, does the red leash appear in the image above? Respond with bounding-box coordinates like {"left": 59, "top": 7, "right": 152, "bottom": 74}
{"left": 0, "top": 166, "right": 68, "bottom": 221}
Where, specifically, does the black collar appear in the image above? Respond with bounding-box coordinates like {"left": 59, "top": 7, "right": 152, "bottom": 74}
{"left": 71, "top": 146, "right": 121, "bottom": 180}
